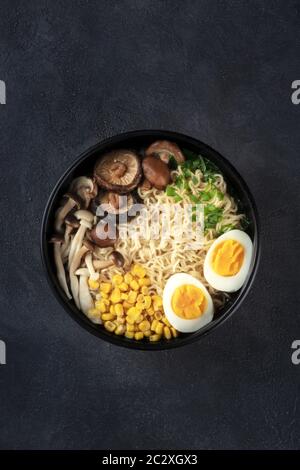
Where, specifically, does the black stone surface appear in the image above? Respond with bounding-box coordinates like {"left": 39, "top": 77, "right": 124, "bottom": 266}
{"left": 0, "top": 0, "right": 300, "bottom": 450}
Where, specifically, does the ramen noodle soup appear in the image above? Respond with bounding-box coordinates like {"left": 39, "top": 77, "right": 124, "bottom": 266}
{"left": 50, "top": 141, "right": 252, "bottom": 342}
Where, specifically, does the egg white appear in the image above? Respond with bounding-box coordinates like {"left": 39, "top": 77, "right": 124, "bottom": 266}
{"left": 163, "top": 273, "right": 214, "bottom": 333}
{"left": 204, "top": 229, "right": 253, "bottom": 293}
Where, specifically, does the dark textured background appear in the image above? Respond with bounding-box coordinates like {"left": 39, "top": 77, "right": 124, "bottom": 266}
{"left": 0, "top": 0, "right": 300, "bottom": 450}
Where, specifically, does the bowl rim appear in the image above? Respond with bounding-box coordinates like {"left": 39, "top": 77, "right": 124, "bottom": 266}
{"left": 40, "top": 129, "right": 260, "bottom": 351}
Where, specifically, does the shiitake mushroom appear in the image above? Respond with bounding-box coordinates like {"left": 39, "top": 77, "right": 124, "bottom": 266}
{"left": 142, "top": 156, "right": 171, "bottom": 190}
{"left": 94, "top": 150, "right": 142, "bottom": 193}
{"left": 145, "top": 140, "right": 185, "bottom": 165}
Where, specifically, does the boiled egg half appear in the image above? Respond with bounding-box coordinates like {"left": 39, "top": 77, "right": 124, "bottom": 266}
{"left": 204, "top": 229, "right": 253, "bottom": 292}
{"left": 163, "top": 273, "right": 214, "bottom": 333}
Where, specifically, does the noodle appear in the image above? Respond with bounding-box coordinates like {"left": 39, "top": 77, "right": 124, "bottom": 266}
{"left": 114, "top": 166, "right": 245, "bottom": 309}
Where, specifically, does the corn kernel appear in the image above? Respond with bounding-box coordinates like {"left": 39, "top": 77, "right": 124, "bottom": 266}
{"left": 152, "top": 295, "right": 162, "bottom": 310}
{"left": 153, "top": 302, "right": 161, "bottom": 312}
{"left": 112, "top": 274, "right": 123, "bottom": 285}
{"left": 162, "top": 316, "right": 171, "bottom": 327}
{"left": 155, "top": 322, "right": 164, "bottom": 335}
{"left": 135, "top": 332, "right": 144, "bottom": 340}
{"left": 154, "top": 310, "right": 163, "bottom": 320}
{"left": 101, "top": 292, "right": 109, "bottom": 299}
{"left": 135, "top": 314, "right": 144, "bottom": 324}
{"left": 163, "top": 326, "right": 172, "bottom": 339}
{"left": 171, "top": 327, "right": 178, "bottom": 338}
{"left": 111, "top": 287, "right": 121, "bottom": 303}
{"left": 152, "top": 294, "right": 162, "bottom": 302}
{"left": 115, "top": 303, "right": 124, "bottom": 316}
{"left": 100, "top": 282, "right": 112, "bottom": 294}
{"left": 123, "top": 301, "right": 132, "bottom": 310}
{"left": 135, "top": 302, "right": 145, "bottom": 311}
{"left": 147, "top": 308, "right": 155, "bottom": 316}
{"left": 126, "top": 324, "right": 135, "bottom": 332}
{"left": 110, "top": 305, "right": 115, "bottom": 314}
{"left": 138, "top": 277, "right": 151, "bottom": 287}
{"left": 149, "top": 334, "right": 161, "bottom": 342}
{"left": 130, "top": 279, "right": 139, "bottom": 291}
{"left": 125, "top": 331, "right": 134, "bottom": 339}
{"left": 141, "top": 286, "right": 149, "bottom": 295}
{"left": 127, "top": 291, "right": 138, "bottom": 304}
{"left": 143, "top": 296, "right": 152, "bottom": 309}
{"left": 132, "top": 264, "right": 146, "bottom": 278}
{"left": 127, "top": 306, "right": 137, "bottom": 317}
{"left": 143, "top": 330, "right": 151, "bottom": 337}
{"left": 115, "top": 325, "right": 125, "bottom": 335}
{"left": 95, "top": 300, "right": 108, "bottom": 313}
{"left": 126, "top": 315, "right": 135, "bottom": 325}
{"left": 151, "top": 319, "right": 158, "bottom": 332}
{"left": 102, "top": 313, "right": 116, "bottom": 321}
{"left": 121, "top": 293, "right": 128, "bottom": 300}
{"left": 119, "top": 282, "right": 129, "bottom": 292}
{"left": 139, "top": 320, "right": 150, "bottom": 332}
{"left": 137, "top": 293, "right": 144, "bottom": 303}
{"left": 104, "top": 321, "right": 116, "bottom": 332}
{"left": 88, "top": 278, "right": 99, "bottom": 290}
{"left": 123, "top": 272, "right": 132, "bottom": 284}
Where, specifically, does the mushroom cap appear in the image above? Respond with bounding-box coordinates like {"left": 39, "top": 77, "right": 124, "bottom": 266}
{"left": 145, "top": 140, "right": 185, "bottom": 164}
{"left": 94, "top": 150, "right": 142, "bottom": 194}
{"left": 74, "top": 209, "right": 94, "bottom": 224}
{"left": 142, "top": 156, "right": 171, "bottom": 190}
{"left": 110, "top": 251, "right": 125, "bottom": 267}
{"left": 69, "top": 176, "right": 98, "bottom": 208}
{"left": 65, "top": 213, "right": 80, "bottom": 228}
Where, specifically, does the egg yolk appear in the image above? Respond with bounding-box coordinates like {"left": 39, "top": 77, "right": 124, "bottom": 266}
{"left": 211, "top": 239, "right": 244, "bottom": 276}
{"left": 171, "top": 284, "right": 207, "bottom": 319}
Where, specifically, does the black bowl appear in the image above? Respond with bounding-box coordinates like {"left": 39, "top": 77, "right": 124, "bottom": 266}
{"left": 41, "top": 130, "right": 260, "bottom": 350}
